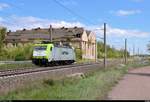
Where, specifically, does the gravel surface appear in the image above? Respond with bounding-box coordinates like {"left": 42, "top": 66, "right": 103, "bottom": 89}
{"left": 108, "top": 66, "right": 150, "bottom": 100}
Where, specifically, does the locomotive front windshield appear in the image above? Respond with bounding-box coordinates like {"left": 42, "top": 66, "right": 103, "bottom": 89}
{"left": 34, "top": 46, "right": 47, "bottom": 51}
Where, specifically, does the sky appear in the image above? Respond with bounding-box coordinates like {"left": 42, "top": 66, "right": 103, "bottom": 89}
{"left": 0, "top": 0, "right": 150, "bottom": 55}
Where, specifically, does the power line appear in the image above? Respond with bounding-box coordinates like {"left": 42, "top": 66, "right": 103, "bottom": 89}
{"left": 52, "top": 0, "right": 96, "bottom": 25}
{"left": 1, "top": 0, "right": 98, "bottom": 31}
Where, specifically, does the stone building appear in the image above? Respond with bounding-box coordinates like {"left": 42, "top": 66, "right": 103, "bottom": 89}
{"left": 4, "top": 26, "right": 96, "bottom": 59}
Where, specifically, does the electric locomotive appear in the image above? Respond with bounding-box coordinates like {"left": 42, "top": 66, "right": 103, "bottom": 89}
{"left": 32, "top": 41, "right": 76, "bottom": 66}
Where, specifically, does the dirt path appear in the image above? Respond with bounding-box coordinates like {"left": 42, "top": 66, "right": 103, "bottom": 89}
{"left": 107, "top": 66, "right": 150, "bottom": 100}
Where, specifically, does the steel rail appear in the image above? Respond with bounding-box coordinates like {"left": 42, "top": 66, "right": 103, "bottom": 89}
{"left": 0, "top": 62, "right": 98, "bottom": 73}
{"left": 0, "top": 62, "right": 101, "bottom": 77}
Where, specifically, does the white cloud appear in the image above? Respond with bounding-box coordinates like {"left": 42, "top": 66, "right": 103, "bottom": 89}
{"left": 0, "top": 3, "right": 10, "bottom": 10}
{"left": 0, "top": 15, "right": 85, "bottom": 31}
{"left": 0, "top": 15, "right": 149, "bottom": 38}
{"left": 115, "top": 10, "right": 141, "bottom": 16}
{"left": 94, "top": 25, "right": 149, "bottom": 38}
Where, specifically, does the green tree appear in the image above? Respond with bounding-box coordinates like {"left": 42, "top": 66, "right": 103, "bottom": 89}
{"left": 147, "top": 43, "right": 150, "bottom": 52}
{"left": 97, "top": 41, "right": 104, "bottom": 58}
{"left": 75, "top": 48, "right": 82, "bottom": 60}
{"left": 96, "top": 41, "right": 130, "bottom": 58}
{"left": 0, "top": 27, "right": 6, "bottom": 51}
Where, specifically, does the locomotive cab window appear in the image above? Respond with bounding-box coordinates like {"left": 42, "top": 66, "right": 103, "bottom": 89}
{"left": 34, "top": 46, "right": 47, "bottom": 51}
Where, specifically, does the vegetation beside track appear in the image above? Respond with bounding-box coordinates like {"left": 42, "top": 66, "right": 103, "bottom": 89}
{"left": 0, "top": 63, "right": 37, "bottom": 70}
{"left": 0, "top": 61, "right": 149, "bottom": 100}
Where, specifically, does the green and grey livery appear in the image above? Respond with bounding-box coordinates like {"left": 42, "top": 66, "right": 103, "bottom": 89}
{"left": 32, "top": 43, "right": 76, "bottom": 66}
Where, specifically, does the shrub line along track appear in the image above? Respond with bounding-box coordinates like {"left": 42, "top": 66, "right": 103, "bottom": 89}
{"left": 0, "top": 62, "right": 101, "bottom": 78}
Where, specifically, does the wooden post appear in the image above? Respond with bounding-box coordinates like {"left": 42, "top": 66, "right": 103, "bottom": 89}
{"left": 49, "top": 25, "right": 52, "bottom": 42}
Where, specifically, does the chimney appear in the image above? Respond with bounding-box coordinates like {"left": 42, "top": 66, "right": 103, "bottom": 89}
{"left": 6, "top": 30, "right": 11, "bottom": 35}
{"left": 9, "top": 30, "right": 11, "bottom": 33}
{"left": 61, "top": 26, "right": 65, "bottom": 29}
{"left": 35, "top": 27, "right": 40, "bottom": 30}
{"left": 74, "top": 26, "right": 77, "bottom": 29}
{"left": 22, "top": 28, "right": 26, "bottom": 31}
{"left": 65, "top": 28, "right": 68, "bottom": 30}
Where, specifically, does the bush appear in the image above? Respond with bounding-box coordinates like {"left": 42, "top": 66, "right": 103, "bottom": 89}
{"left": 75, "top": 48, "right": 82, "bottom": 60}
{"left": 14, "top": 54, "right": 26, "bottom": 61}
{"left": 43, "top": 79, "right": 55, "bottom": 86}
{"left": 0, "top": 43, "right": 33, "bottom": 61}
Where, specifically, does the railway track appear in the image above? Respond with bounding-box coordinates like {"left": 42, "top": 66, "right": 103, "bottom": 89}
{"left": 0, "top": 62, "right": 101, "bottom": 77}
{"left": 0, "top": 59, "right": 146, "bottom": 96}
{"left": 0, "top": 61, "right": 32, "bottom": 65}
{"left": 0, "top": 58, "right": 127, "bottom": 78}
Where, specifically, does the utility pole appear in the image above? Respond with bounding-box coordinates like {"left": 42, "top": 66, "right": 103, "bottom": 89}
{"left": 133, "top": 44, "right": 135, "bottom": 63}
{"left": 104, "top": 23, "right": 107, "bottom": 68}
{"left": 138, "top": 48, "right": 140, "bottom": 56}
{"left": 125, "top": 38, "right": 127, "bottom": 64}
{"left": 133, "top": 44, "right": 135, "bottom": 56}
{"left": 49, "top": 25, "right": 52, "bottom": 42}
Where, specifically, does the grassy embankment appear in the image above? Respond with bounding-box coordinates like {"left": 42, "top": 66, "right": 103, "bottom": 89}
{"left": 0, "top": 61, "right": 149, "bottom": 100}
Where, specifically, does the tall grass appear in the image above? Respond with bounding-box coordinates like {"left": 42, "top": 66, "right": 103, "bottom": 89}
{"left": 0, "top": 43, "right": 33, "bottom": 61}
{"left": 74, "top": 48, "right": 82, "bottom": 61}
{"left": 0, "top": 66, "right": 128, "bottom": 100}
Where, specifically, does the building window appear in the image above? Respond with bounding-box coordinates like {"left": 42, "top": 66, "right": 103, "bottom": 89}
{"left": 76, "top": 34, "right": 81, "bottom": 38}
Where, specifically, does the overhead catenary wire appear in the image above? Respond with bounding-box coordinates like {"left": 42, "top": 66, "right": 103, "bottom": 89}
{"left": 2, "top": 0, "right": 97, "bottom": 29}
{"left": 52, "top": 0, "right": 106, "bottom": 42}
{"left": 52, "top": 0, "right": 96, "bottom": 25}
